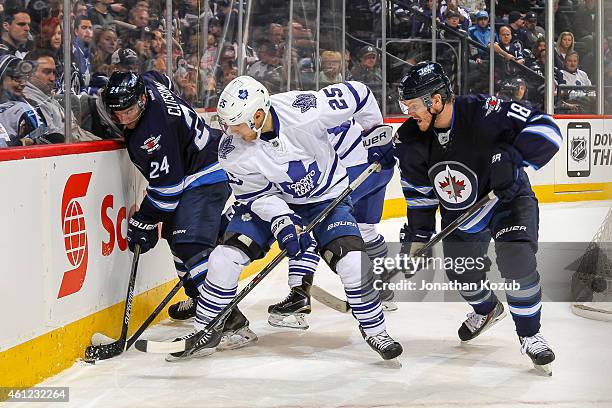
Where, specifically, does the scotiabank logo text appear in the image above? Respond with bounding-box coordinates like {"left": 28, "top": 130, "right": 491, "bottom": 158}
{"left": 58, "top": 173, "right": 131, "bottom": 299}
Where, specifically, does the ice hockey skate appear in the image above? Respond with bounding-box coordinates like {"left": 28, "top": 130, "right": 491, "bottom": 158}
{"left": 168, "top": 297, "right": 196, "bottom": 321}
{"left": 359, "top": 326, "right": 403, "bottom": 360}
{"left": 268, "top": 276, "right": 312, "bottom": 330}
{"left": 166, "top": 307, "right": 257, "bottom": 361}
{"left": 458, "top": 300, "right": 507, "bottom": 342}
{"left": 520, "top": 332, "right": 555, "bottom": 376}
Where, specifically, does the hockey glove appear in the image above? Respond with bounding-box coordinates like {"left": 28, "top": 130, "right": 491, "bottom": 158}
{"left": 399, "top": 224, "right": 433, "bottom": 277}
{"left": 127, "top": 212, "right": 159, "bottom": 254}
{"left": 362, "top": 125, "right": 396, "bottom": 169}
{"left": 271, "top": 214, "right": 313, "bottom": 260}
{"left": 490, "top": 143, "right": 524, "bottom": 202}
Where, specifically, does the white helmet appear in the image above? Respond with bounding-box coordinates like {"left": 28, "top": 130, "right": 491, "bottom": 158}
{"left": 217, "top": 76, "right": 271, "bottom": 136}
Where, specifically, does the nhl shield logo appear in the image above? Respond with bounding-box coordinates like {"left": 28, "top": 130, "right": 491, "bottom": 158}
{"left": 570, "top": 137, "right": 587, "bottom": 162}
{"left": 428, "top": 161, "right": 478, "bottom": 210}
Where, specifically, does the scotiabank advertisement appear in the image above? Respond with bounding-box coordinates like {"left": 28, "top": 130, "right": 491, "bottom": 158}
{"left": 0, "top": 149, "right": 175, "bottom": 351}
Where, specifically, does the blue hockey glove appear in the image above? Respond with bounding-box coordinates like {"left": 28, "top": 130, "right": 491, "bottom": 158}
{"left": 362, "top": 125, "right": 396, "bottom": 169}
{"left": 271, "top": 214, "right": 313, "bottom": 259}
{"left": 490, "top": 144, "right": 524, "bottom": 202}
{"left": 127, "top": 212, "right": 159, "bottom": 254}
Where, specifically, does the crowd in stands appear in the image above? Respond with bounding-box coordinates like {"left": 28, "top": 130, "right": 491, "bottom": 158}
{"left": 0, "top": 0, "right": 609, "bottom": 147}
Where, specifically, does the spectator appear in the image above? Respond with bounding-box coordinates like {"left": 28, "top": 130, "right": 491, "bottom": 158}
{"left": 91, "top": 26, "right": 117, "bottom": 73}
{"left": 498, "top": 77, "right": 534, "bottom": 108}
{"left": 553, "top": 0, "right": 573, "bottom": 39}
{"left": 560, "top": 50, "right": 595, "bottom": 112}
{"left": 468, "top": 11, "right": 498, "bottom": 61}
{"left": 36, "top": 17, "right": 62, "bottom": 54}
{"left": 72, "top": 16, "right": 94, "bottom": 82}
{"left": 440, "top": 1, "right": 470, "bottom": 30}
{"left": 24, "top": 49, "right": 56, "bottom": 96}
{"left": 215, "top": 0, "right": 238, "bottom": 44}
{"left": 128, "top": 5, "right": 149, "bottom": 29}
{"left": 583, "top": 36, "right": 611, "bottom": 79}
{"left": 442, "top": 10, "right": 462, "bottom": 31}
{"left": 573, "top": 0, "right": 596, "bottom": 44}
{"left": 72, "top": 1, "right": 89, "bottom": 18}
{"left": 411, "top": 0, "right": 433, "bottom": 39}
{"left": 200, "top": 33, "right": 218, "bottom": 72}
{"left": 89, "top": 0, "right": 115, "bottom": 28}
{"left": 0, "top": 54, "right": 29, "bottom": 103}
{"left": 319, "top": 50, "right": 342, "bottom": 86}
{"left": 554, "top": 31, "right": 574, "bottom": 70}
{"left": 351, "top": 45, "right": 382, "bottom": 101}
{"left": 522, "top": 12, "right": 544, "bottom": 51}
{"left": 247, "top": 40, "right": 282, "bottom": 93}
{"left": 1, "top": 7, "right": 31, "bottom": 58}
{"left": 497, "top": 25, "right": 525, "bottom": 62}
{"left": 507, "top": 11, "right": 527, "bottom": 51}
{"left": 0, "top": 100, "right": 44, "bottom": 146}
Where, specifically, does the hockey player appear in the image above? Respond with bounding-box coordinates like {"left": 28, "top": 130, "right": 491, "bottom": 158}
{"left": 268, "top": 118, "right": 397, "bottom": 330}
{"left": 101, "top": 71, "right": 256, "bottom": 352}
{"left": 395, "top": 61, "right": 559, "bottom": 374}
{"left": 169, "top": 75, "right": 403, "bottom": 361}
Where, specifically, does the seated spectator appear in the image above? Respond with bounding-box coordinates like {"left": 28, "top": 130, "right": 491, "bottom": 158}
{"left": 351, "top": 45, "right": 382, "bottom": 101}
{"left": 91, "top": 26, "right": 118, "bottom": 73}
{"left": 72, "top": 16, "right": 94, "bottom": 83}
{"left": 200, "top": 34, "right": 219, "bottom": 72}
{"left": 559, "top": 51, "right": 595, "bottom": 112}
{"left": 247, "top": 40, "right": 282, "bottom": 93}
{"left": 1, "top": 7, "right": 32, "bottom": 58}
{"left": 497, "top": 25, "right": 525, "bottom": 63}
{"left": 411, "top": 0, "right": 433, "bottom": 39}
{"left": 442, "top": 10, "right": 463, "bottom": 32}
{"left": 522, "top": 12, "right": 544, "bottom": 51}
{"left": 0, "top": 55, "right": 28, "bottom": 103}
{"left": 440, "top": 1, "right": 471, "bottom": 30}
{"left": 319, "top": 50, "right": 343, "bottom": 87}
{"left": 267, "top": 23, "right": 285, "bottom": 48}
{"left": 0, "top": 100, "right": 48, "bottom": 147}
{"left": 498, "top": 77, "right": 535, "bottom": 108}
{"left": 36, "top": 17, "right": 62, "bottom": 55}
{"left": 554, "top": 31, "right": 574, "bottom": 70}
{"left": 90, "top": 0, "right": 115, "bottom": 28}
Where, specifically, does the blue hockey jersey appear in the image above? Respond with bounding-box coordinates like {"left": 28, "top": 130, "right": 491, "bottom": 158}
{"left": 124, "top": 71, "right": 227, "bottom": 222}
{"left": 395, "top": 94, "right": 561, "bottom": 239}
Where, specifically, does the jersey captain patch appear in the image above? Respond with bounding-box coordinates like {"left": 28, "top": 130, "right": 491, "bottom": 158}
{"left": 292, "top": 94, "right": 317, "bottom": 113}
{"left": 428, "top": 161, "right": 478, "bottom": 210}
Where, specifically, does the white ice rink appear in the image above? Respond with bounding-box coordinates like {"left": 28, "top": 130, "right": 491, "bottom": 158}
{"left": 7, "top": 200, "right": 611, "bottom": 408}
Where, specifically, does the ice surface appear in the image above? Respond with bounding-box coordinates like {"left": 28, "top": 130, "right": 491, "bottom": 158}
{"left": 6, "top": 201, "right": 611, "bottom": 408}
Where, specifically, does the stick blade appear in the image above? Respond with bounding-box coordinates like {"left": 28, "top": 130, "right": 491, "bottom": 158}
{"left": 311, "top": 285, "right": 350, "bottom": 313}
{"left": 84, "top": 339, "right": 125, "bottom": 362}
{"left": 134, "top": 338, "right": 186, "bottom": 354}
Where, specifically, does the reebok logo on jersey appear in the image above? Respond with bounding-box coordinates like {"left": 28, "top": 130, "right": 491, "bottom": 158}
{"left": 292, "top": 94, "right": 317, "bottom": 113}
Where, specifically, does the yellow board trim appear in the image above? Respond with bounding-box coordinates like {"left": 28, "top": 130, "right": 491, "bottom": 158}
{"left": 1, "top": 181, "right": 610, "bottom": 392}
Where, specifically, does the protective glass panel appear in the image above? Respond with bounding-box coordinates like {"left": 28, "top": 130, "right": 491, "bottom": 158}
{"left": 288, "top": 0, "right": 318, "bottom": 91}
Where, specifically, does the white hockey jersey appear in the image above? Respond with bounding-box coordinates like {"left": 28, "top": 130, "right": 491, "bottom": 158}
{"left": 218, "top": 81, "right": 382, "bottom": 222}
{"left": 326, "top": 117, "right": 368, "bottom": 168}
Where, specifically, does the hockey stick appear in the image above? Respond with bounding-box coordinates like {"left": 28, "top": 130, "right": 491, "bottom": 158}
{"left": 135, "top": 162, "right": 383, "bottom": 355}
{"left": 87, "top": 278, "right": 186, "bottom": 360}
{"left": 84, "top": 245, "right": 141, "bottom": 362}
{"left": 311, "top": 191, "right": 498, "bottom": 313}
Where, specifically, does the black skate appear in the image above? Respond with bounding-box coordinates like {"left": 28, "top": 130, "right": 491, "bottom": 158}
{"left": 168, "top": 297, "right": 196, "bottom": 321}
{"left": 218, "top": 307, "right": 258, "bottom": 350}
{"left": 458, "top": 300, "right": 507, "bottom": 342}
{"left": 359, "top": 326, "right": 403, "bottom": 360}
{"left": 520, "top": 332, "right": 555, "bottom": 376}
{"left": 268, "top": 275, "right": 312, "bottom": 330}
{"left": 165, "top": 324, "right": 223, "bottom": 362}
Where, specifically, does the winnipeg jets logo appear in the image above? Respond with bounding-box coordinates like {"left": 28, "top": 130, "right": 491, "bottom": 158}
{"left": 292, "top": 94, "right": 317, "bottom": 113}
{"left": 417, "top": 64, "right": 435, "bottom": 76}
{"left": 140, "top": 135, "right": 161, "bottom": 154}
{"left": 219, "top": 135, "right": 235, "bottom": 159}
{"left": 428, "top": 161, "right": 477, "bottom": 210}
{"left": 279, "top": 161, "right": 321, "bottom": 198}
{"left": 570, "top": 137, "right": 587, "bottom": 162}
{"left": 238, "top": 89, "right": 248, "bottom": 100}
{"left": 483, "top": 96, "right": 502, "bottom": 117}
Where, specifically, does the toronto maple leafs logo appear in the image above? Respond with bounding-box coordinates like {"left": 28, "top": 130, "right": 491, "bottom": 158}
{"left": 279, "top": 160, "right": 322, "bottom": 198}
{"left": 238, "top": 89, "right": 248, "bottom": 100}
{"left": 428, "top": 161, "right": 477, "bottom": 210}
{"left": 292, "top": 94, "right": 317, "bottom": 113}
{"left": 219, "top": 135, "right": 235, "bottom": 159}
{"left": 140, "top": 134, "right": 161, "bottom": 154}
{"left": 483, "top": 96, "right": 502, "bottom": 117}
